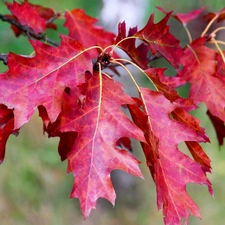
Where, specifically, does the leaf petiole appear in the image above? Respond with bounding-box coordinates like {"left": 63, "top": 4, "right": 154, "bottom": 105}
{"left": 112, "top": 58, "right": 158, "bottom": 91}
{"left": 183, "top": 25, "right": 192, "bottom": 43}
{"left": 77, "top": 46, "right": 104, "bottom": 58}
{"left": 211, "top": 38, "right": 225, "bottom": 63}
{"left": 211, "top": 26, "right": 225, "bottom": 35}
{"left": 111, "top": 59, "right": 153, "bottom": 130}
{"left": 201, "top": 14, "right": 219, "bottom": 37}
{"left": 209, "top": 39, "right": 225, "bottom": 46}
{"left": 103, "top": 36, "right": 139, "bottom": 54}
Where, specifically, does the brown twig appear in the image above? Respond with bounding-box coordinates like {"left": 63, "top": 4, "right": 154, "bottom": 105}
{"left": 0, "top": 53, "right": 8, "bottom": 65}
{"left": 46, "top": 12, "right": 61, "bottom": 25}
{"left": 0, "top": 14, "right": 59, "bottom": 47}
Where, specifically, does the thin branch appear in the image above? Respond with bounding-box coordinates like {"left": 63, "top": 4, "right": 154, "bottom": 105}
{"left": 46, "top": 12, "right": 60, "bottom": 25}
{"left": 183, "top": 25, "right": 192, "bottom": 43}
{"left": 148, "top": 54, "right": 161, "bottom": 62}
{"left": 212, "top": 38, "right": 225, "bottom": 63}
{"left": 113, "top": 58, "right": 159, "bottom": 91}
{"left": 201, "top": 14, "right": 219, "bottom": 37}
{"left": 0, "top": 53, "right": 8, "bottom": 65}
{"left": 0, "top": 14, "right": 59, "bottom": 47}
{"left": 209, "top": 39, "right": 225, "bottom": 46}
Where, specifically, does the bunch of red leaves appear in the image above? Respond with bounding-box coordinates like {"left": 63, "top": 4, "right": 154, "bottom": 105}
{"left": 1, "top": 1, "right": 225, "bottom": 225}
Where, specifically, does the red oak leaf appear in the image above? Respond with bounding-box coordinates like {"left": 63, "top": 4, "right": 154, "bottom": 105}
{"left": 4, "top": 15, "right": 25, "bottom": 37}
{"left": 0, "top": 34, "right": 92, "bottom": 129}
{"left": 207, "top": 110, "right": 225, "bottom": 146}
{"left": 0, "top": 105, "right": 16, "bottom": 163}
{"left": 179, "top": 38, "right": 225, "bottom": 124}
{"left": 115, "top": 22, "right": 149, "bottom": 69}
{"left": 134, "top": 12, "right": 183, "bottom": 68}
{"left": 129, "top": 90, "right": 212, "bottom": 225}
{"left": 144, "top": 68, "right": 185, "bottom": 101}
{"left": 43, "top": 85, "right": 133, "bottom": 160}
{"left": 185, "top": 141, "right": 212, "bottom": 170}
{"left": 171, "top": 107, "right": 209, "bottom": 142}
{"left": 143, "top": 68, "right": 212, "bottom": 169}
{"left": 156, "top": 6, "right": 206, "bottom": 26}
{"left": 171, "top": 108, "right": 211, "bottom": 170}
{"left": 56, "top": 72, "right": 145, "bottom": 218}
{"left": 33, "top": 3, "right": 56, "bottom": 21}
{"left": 6, "top": 0, "right": 56, "bottom": 34}
{"left": 116, "top": 137, "right": 132, "bottom": 152}
{"left": 144, "top": 68, "right": 197, "bottom": 113}
{"left": 64, "top": 9, "right": 115, "bottom": 57}
{"left": 215, "top": 51, "right": 225, "bottom": 83}
{"left": 38, "top": 104, "right": 78, "bottom": 161}
{"left": 38, "top": 87, "right": 82, "bottom": 161}
{"left": 204, "top": 7, "right": 225, "bottom": 23}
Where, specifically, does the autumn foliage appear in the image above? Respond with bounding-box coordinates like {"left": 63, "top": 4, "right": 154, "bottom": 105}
{"left": 1, "top": 1, "right": 225, "bottom": 224}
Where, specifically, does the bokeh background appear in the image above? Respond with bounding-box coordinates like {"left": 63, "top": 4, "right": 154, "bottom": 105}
{"left": 0, "top": 0, "right": 225, "bottom": 224}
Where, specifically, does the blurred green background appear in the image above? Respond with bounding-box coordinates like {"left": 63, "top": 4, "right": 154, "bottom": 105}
{"left": 0, "top": 0, "right": 225, "bottom": 225}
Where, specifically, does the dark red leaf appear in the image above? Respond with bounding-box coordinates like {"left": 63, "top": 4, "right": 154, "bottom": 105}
{"left": 179, "top": 38, "right": 225, "bottom": 124}
{"left": 156, "top": 6, "right": 206, "bottom": 26}
{"left": 207, "top": 110, "right": 225, "bottom": 146}
{"left": 135, "top": 12, "right": 184, "bottom": 68}
{"left": 0, "top": 105, "right": 15, "bottom": 163}
{"left": 129, "top": 89, "right": 212, "bottom": 225}
{"left": 6, "top": 0, "right": 56, "bottom": 34}
{"left": 172, "top": 108, "right": 211, "bottom": 169}
{"left": 115, "top": 22, "right": 149, "bottom": 69}
{"left": 39, "top": 89, "right": 82, "bottom": 161}
{"left": 215, "top": 51, "right": 225, "bottom": 83}
{"left": 116, "top": 137, "right": 132, "bottom": 152}
{"left": 204, "top": 7, "right": 225, "bottom": 23}
{"left": 0, "top": 4, "right": 221, "bottom": 225}
{"left": 0, "top": 35, "right": 92, "bottom": 129}
{"left": 57, "top": 132, "right": 78, "bottom": 161}
{"left": 144, "top": 68, "right": 185, "bottom": 101}
{"left": 64, "top": 9, "right": 115, "bottom": 57}
{"left": 171, "top": 107, "right": 209, "bottom": 142}
{"left": 56, "top": 72, "right": 145, "bottom": 218}
{"left": 185, "top": 141, "right": 211, "bottom": 170}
